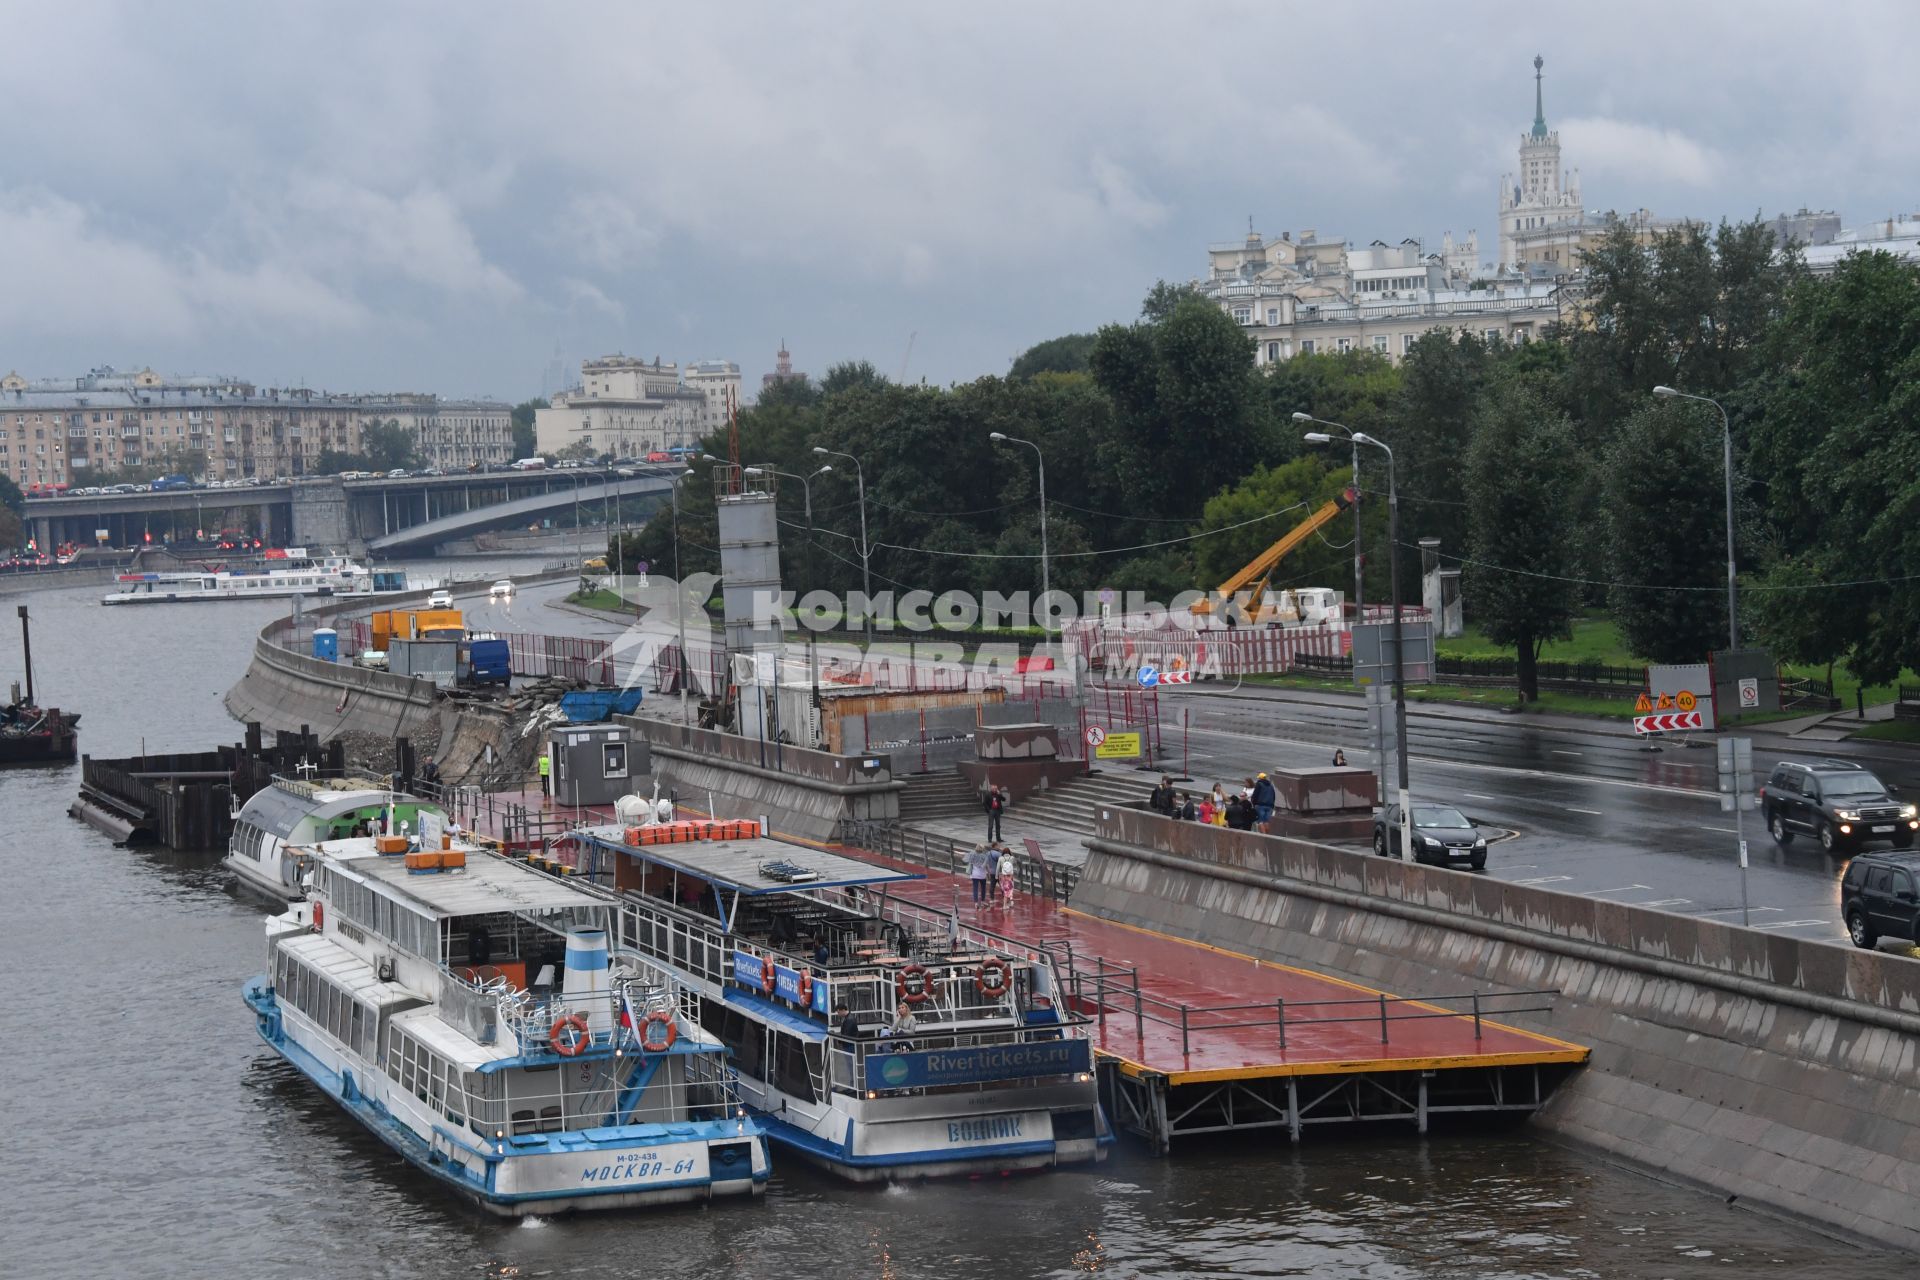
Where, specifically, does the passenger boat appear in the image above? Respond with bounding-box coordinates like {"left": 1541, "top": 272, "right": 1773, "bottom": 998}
{"left": 243, "top": 831, "right": 769, "bottom": 1215}
{"left": 102, "top": 551, "right": 370, "bottom": 604}
{"left": 555, "top": 820, "right": 1111, "bottom": 1181}
{"left": 226, "top": 776, "right": 442, "bottom": 901}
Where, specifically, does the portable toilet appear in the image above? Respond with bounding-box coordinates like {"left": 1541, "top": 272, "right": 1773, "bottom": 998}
{"left": 312, "top": 627, "right": 339, "bottom": 661}
{"left": 545, "top": 723, "right": 644, "bottom": 808}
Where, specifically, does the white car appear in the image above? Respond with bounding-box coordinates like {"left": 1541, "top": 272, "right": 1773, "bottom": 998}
{"left": 427, "top": 589, "right": 454, "bottom": 609}
{"left": 488, "top": 579, "right": 514, "bottom": 600}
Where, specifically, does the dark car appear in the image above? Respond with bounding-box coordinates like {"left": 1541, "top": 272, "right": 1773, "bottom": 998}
{"left": 1760, "top": 759, "right": 1916, "bottom": 854}
{"left": 1840, "top": 849, "right": 1920, "bottom": 949}
{"left": 1373, "top": 802, "right": 1488, "bottom": 869}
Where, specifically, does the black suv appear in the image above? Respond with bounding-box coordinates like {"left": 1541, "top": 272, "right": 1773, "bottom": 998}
{"left": 1759, "top": 759, "right": 1916, "bottom": 854}
{"left": 1840, "top": 850, "right": 1920, "bottom": 948}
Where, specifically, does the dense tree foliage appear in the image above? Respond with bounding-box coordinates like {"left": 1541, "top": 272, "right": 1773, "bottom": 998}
{"left": 510, "top": 398, "right": 546, "bottom": 459}
{"left": 610, "top": 217, "right": 1918, "bottom": 680}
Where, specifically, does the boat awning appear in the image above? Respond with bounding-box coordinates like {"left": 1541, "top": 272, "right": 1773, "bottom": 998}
{"left": 563, "top": 825, "right": 923, "bottom": 896}
{"left": 344, "top": 848, "right": 612, "bottom": 920}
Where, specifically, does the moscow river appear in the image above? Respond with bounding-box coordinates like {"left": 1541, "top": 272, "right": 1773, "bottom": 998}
{"left": 0, "top": 568, "right": 1902, "bottom": 1279}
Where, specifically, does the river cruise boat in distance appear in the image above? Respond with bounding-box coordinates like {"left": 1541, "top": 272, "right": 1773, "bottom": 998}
{"left": 243, "top": 832, "right": 770, "bottom": 1216}
{"left": 102, "top": 550, "right": 370, "bottom": 604}
{"left": 556, "top": 820, "right": 1110, "bottom": 1181}
{"left": 226, "top": 776, "right": 448, "bottom": 902}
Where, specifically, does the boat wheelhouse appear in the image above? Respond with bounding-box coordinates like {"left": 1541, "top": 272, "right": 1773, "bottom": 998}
{"left": 244, "top": 836, "right": 769, "bottom": 1216}
{"left": 102, "top": 554, "right": 370, "bottom": 604}
{"left": 226, "top": 777, "right": 445, "bottom": 902}
{"left": 556, "top": 821, "right": 1110, "bottom": 1181}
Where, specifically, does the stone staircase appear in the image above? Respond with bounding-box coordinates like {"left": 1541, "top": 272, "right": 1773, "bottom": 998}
{"left": 995, "top": 769, "right": 1154, "bottom": 835}
{"left": 897, "top": 771, "right": 983, "bottom": 823}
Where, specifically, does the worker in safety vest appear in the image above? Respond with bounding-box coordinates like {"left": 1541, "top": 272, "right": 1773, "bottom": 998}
{"left": 537, "top": 751, "right": 551, "bottom": 803}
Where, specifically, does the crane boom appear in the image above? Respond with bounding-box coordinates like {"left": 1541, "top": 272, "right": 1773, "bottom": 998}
{"left": 1191, "top": 489, "right": 1354, "bottom": 616}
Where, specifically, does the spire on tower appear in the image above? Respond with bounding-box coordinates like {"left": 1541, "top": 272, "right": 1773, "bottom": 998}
{"left": 1531, "top": 55, "right": 1548, "bottom": 139}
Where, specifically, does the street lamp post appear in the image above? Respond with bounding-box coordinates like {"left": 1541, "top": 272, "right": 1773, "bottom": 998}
{"left": 1654, "top": 384, "right": 1748, "bottom": 924}
{"left": 989, "top": 429, "right": 1051, "bottom": 634}
{"left": 811, "top": 447, "right": 872, "bottom": 649}
{"left": 1306, "top": 428, "right": 1410, "bottom": 859}
{"left": 1291, "top": 412, "right": 1363, "bottom": 615}
{"left": 1652, "top": 386, "right": 1739, "bottom": 652}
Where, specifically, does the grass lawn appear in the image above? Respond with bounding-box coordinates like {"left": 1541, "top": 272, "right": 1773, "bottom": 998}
{"left": 1438, "top": 612, "right": 1916, "bottom": 711}
{"left": 1853, "top": 720, "right": 1920, "bottom": 743}
{"left": 566, "top": 587, "right": 625, "bottom": 611}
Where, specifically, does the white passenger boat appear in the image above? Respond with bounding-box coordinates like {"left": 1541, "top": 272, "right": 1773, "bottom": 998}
{"left": 243, "top": 833, "right": 769, "bottom": 1215}
{"left": 226, "top": 777, "right": 443, "bottom": 902}
{"left": 555, "top": 820, "right": 1111, "bottom": 1181}
{"left": 102, "top": 551, "right": 370, "bottom": 604}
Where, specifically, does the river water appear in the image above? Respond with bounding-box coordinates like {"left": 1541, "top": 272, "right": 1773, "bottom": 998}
{"left": 0, "top": 570, "right": 1901, "bottom": 1280}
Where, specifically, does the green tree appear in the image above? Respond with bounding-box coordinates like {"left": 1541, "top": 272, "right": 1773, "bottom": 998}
{"left": 510, "top": 398, "right": 547, "bottom": 459}
{"left": 1385, "top": 332, "right": 1493, "bottom": 574}
{"left": 820, "top": 360, "right": 887, "bottom": 398}
{"left": 0, "top": 472, "right": 22, "bottom": 516}
{"left": 1190, "top": 456, "right": 1370, "bottom": 606}
{"left": 1009, "top": 334, "right": 1096, "bottom": 379}
{"left": 1140, "top": 279, "right": 1200, "bottom": 323}
{"left": 757, "top": 375, "right": 820, "bottom": 411}
{"left": 1745, "top": 249, "right": 1920, "bottom": 682}
{"left": 1601, "top": 401, "right": 1729, "bottom": 662}
{"left": 1745, "top": 551, "right": 1867, "bottom": 690}
{"left": 1461, "top": 384, "right": 1586, "bottom": 700}
{"left": 360, "top": 419, "right": 420, "bottom": 471}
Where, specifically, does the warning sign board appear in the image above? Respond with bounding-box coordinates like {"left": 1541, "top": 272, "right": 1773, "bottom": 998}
{"left": 1635, "top": 711, "right": 1703, "bottom": 734}
{"left": 1095, "top": 731, "right": 1144, "bottom": 760}
{"left": 1645, "top": 663, "right": 1717, "bottom": 730}
{"left": 1084, "top": 725, "right": 1106, "bottom": 748}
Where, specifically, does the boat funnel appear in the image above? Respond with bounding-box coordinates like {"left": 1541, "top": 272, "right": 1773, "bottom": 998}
{"left": 563, "top": 928, "right": 613, "bottom": 1037}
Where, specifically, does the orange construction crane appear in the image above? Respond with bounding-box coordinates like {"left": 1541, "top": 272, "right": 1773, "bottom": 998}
{"left": 1190, "top": 488, "right": 1355, "bottom": 621}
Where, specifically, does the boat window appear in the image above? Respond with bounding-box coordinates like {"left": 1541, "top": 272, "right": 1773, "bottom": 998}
{"left": 772, "top": 1031, "right": 820, "bottom": 1103}
{"left": 202, "top": 578, "right": 215, "bottom": 589}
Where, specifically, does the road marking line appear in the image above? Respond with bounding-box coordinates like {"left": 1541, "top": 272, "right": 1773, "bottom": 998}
{"left": 1695, "top": 905, "right": 1780, "bottom": 916}
{"left": 1463, "top": 793, "right": 1497, "bottom": 801}
{"left": 1699, "top": 825, "right": 1735, "bottom": 833}
{"left": 1587, "top": 885, "right": 1652, "bottom": 895}
{"left": 1498, "top": 864, "right": 1538, "bottom": 871}
{"left": 1631, "top": 898, "right": 1691, "bottom": 908}
{"left": 1514, "top": 875, "right": 1573, "bottom": 885}
{"left": 1567, "top": 807, "right": 1604, "bottom": 815}
{"left": 1752, "top": 920, "right": 1828, "bottom": 930}
{"left": 1552, "top": 749, "right": 1584, "bottom": 757}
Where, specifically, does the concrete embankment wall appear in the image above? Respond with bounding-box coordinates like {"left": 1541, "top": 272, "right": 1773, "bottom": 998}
{"left": 1077, "top": 809, "right": 1920, "bottom": 1256}
{"left": 224, "top": 622, "right": 440, "bottom": 742}
{"left": 619, "top": 715, "right": 901, "bottom": 844}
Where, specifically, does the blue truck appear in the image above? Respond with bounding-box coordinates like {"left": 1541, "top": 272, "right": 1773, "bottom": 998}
{"left": 461, "top": 635, "right": 512, "bottom": 688}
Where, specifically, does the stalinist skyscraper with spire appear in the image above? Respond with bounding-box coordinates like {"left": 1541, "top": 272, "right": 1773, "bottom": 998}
{"left": 1498, "top": 55, "right": 1583, "bottom": 272}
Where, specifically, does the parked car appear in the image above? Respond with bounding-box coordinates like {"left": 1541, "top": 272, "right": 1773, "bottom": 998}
{"left": 426, "top": 589, "right": 454, "bottom": 609}
{"left": 489, "top": 578, "right": 515, "bottom": 600}
{"left": 387, "top": 469, "right": 410, "bottom": 479}
{"left": 1373, "top": 802, "right": 1489, "bottom": 868}
{"left": 1840, "top": 849, "right": 1920, "bottom": 948}
{"left": 1760, "top": 759, "right": 1916, "bottom": 853}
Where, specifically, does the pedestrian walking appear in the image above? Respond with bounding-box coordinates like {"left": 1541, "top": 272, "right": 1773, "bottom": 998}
{"left": 537, "top": 751, "right": 551, "bottom": 803}
{"left": 967, "top": 843, "right": 992, "bottom": 904}
{"left": 985, "top": 843, "right": 1003, "bottom": 906}
{"left": 1176, "top": 792, "right": 1197, "bottom": 821}
{"left": 999, "top": 856, "right": 1016, "bottom": 911}
{"left": 984, "top": 784, "right": 1006, "bottom": 841}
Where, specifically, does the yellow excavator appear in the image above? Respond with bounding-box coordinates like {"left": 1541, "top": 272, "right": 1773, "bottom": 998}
{"left": 1189, "top": 488, "right": 1354, "bottom": 624}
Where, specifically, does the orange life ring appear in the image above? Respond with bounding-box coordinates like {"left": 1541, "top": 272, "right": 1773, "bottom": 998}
{"left": 312, "top": 901, "right": 325, "bottom": 933}
{"left": 797, "top": 970, "right": 815, "bottom": 1008}
{"left": 550, "top": 1013, "right": 591, "bottom": 1057}
{"left": 896, "top": 964, "right": 931, "bottom": 1005}
{"left": 760, "top": 956, "right": 777, "bottom": 994}
{"left": 975, "top": 957, "right": 1012, "bottom": 999}
{"left": 640, "top": 1010, "right": 677, "bottom": 1053}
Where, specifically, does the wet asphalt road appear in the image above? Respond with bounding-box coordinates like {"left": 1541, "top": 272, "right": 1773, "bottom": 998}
{"left": 486, "top": 585, "right": 1920, "bottom": 949}
{"left": 1168, "top": 685, "right": 1920, "bottom": 948}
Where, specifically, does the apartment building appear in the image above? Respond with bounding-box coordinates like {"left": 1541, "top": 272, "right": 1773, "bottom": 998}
{"left": 534, "top": 353, "right": 738, "bottom": 458}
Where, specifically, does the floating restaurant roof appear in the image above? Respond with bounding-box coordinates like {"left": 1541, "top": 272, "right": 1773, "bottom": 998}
{"left": 342, "top": 846, "right": 610, "bottom": 919}
{"left": 565, "top": 825, "right": 923, "bottom": 897}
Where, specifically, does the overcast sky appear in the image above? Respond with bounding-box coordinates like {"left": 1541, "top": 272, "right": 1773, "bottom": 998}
{"left": 2, "top": 2, "right": 1913, "bottom": 400}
